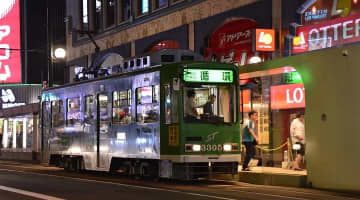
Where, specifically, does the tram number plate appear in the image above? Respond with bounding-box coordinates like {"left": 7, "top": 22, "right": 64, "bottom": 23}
{"left": 201, "top": 144, "right": 223, "bottom": 152}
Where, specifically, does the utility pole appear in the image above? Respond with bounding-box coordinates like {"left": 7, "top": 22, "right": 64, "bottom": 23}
{"left": 46, "top": 0, "right": 53, "bottom": 87}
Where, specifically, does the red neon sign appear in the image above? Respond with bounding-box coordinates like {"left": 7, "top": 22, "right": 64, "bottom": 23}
{"left": 293, "top": 13, "right": 360, "bottom": 54}
{"left": 271, "top": 84, "right": 306, "bottom": 110}
{"left": 0, "top": 0, "right": 21, "bottom": 83}
{"left": 205, "top": 18, "right": 268, "bottom": 65}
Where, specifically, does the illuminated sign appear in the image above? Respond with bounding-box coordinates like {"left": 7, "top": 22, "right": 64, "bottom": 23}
{"left": 283, "top": 72, "right": 303, "bottom": 84}
{"left": 205, "top": 18, "right": 269, "bottom": 66}
{"left": 293, "top": 13, "right": 360, "bottom": 54}
{"left": 270, "top": 84, "right": 306, "bottom": 110}
{"left": 240, "top": 89, "right": 251, "bottom": 112}
{"left": 183, "top": 69, "right": 233, "bottom": 83}
{"left": 255, "top": 29, "right": 275, "bottom": 51}
{"left": 0, "top": 0, "right": 21, "bottom": 83}
{"left": 299, "top": 0, "right": 360, "bottom": 25}
{"left": 1, "top": 88, "right": 25, "bottom": 108}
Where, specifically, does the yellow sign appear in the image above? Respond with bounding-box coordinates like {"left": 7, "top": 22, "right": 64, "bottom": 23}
{"left": 168, "top": 125, "right": 179, "bottom": 146}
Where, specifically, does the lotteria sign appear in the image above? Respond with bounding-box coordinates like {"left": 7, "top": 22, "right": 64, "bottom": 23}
{"left": 293, "top": 13, "right": 360, "bottom": 54}
{"left": 183, "top": 69, "right": 233, "bottom": 83}
{"left": 270, "top": 83, "right": 306, "bottom": 110}
{"left": 0, "top": 0, "right": 21, "bottom": 83}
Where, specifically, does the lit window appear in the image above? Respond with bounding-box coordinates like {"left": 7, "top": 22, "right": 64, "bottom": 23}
{"left": 81, "top": 0, "right": 89, "bottom": 30}
{"left": 136, "top": 0, "right": 149, "bottom": 16}
{"left": 136, "top": 85, "right": 160, "bottom": 123}
{"left": 67, "top": 97, "right": 81, "bottom": 126}
{"left": 95, "top": 0, "right": 103, "bottom": 31}
{"left": 113, "top": 90, "right": 132, "bottom": 124}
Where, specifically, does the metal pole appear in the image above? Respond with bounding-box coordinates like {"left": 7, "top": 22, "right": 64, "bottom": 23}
{"left": 46, "top": 0, "right": 53, "bottom": 87}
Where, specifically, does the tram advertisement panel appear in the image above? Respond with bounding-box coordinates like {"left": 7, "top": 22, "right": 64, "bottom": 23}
{"left": 0, "top": 0, "right": 21, "bottom": 83}
{"left": 270, "top": 83, "right": 305, "bottom": 110}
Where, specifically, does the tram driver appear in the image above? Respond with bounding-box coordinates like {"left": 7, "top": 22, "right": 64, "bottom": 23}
{"left": 202, "top": 94, "right": 216, "bottom": 116}
{"left": 185, "top": 89, "right": 198, "bottom": 120}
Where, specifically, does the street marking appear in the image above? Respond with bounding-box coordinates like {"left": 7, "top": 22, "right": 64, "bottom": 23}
{"left": 0, "top": 169, "right": 235, "bottom": 200}
{"left": 0, "top": 185, "right": 65, "bottom": 200}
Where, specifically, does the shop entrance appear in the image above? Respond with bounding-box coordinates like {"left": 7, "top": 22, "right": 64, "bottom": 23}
{"left": 240, "top": 67, "right": 307, "bottom": 173}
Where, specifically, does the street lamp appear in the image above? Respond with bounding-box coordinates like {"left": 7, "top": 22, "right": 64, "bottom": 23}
{"left": 54, "top": 48, "right": 66, "bottom": 59}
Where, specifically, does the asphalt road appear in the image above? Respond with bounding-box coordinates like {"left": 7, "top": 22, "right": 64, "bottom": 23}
{"left": 0, "top": 161, "right": 358, "bottom": 200}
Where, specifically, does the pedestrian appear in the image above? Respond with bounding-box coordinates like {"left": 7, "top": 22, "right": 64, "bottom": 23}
{"left": 242, "top": 111, "right": 259, "bottom": 171}
{"left": 290, "top": 111, "right": 305, "bottom": 170}
{"left": 202, "top": 94, "right": 216, "bottom": 116}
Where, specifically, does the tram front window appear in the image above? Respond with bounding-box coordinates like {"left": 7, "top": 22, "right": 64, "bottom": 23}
{"left": 184, "top": 85, "right": 235, "bottom": 123}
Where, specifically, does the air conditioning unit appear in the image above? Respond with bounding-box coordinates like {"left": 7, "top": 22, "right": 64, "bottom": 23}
{"left": 135, "top": 58, "right": 142, "bottom": 69}
{"left": 142, "top": 56, "right": 150, "bottom": 68}
{"left": 122, "top": 60, "right": 130, "bottom": 72}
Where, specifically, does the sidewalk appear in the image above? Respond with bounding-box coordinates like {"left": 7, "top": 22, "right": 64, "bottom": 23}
{"left": 212, "top": 166, "right": 308, "bottom": 188}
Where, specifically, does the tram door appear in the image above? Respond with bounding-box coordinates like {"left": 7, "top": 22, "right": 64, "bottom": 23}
{"left": 96, "top": 94, "right": 110, "bottom": 169}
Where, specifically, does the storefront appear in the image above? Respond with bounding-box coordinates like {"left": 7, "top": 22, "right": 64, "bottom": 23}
{"left": 0, "top": 84, "right": 42, "bottom": 161}
{"left": 240, "top": 67, "right": 306, "bottom": 167}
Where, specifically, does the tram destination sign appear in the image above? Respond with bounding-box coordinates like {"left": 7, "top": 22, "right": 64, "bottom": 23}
{"left": 183, "top": 69, "right": 233, "bottom": 83}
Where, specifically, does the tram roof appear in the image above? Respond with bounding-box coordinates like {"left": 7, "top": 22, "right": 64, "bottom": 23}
{"left": 42, "top": 61, "right": 237, "bottom": 92}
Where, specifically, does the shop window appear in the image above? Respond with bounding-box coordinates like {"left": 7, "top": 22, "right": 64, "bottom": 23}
{"left": 51, "top": 100, "right": 65, "bottom": 128}
{"left": 153, "top": 0, "right": 168, "bottom": 11}
{"left": 15, "top": 120, "right": 23, "bottom": 149}
{"left": 104, "top": 0, "right": 116, "bottom": 28}
{"left": 136, "top": 85, "right": 159, "bottom": 123}
{"left": 117, "top": 0, "right": 131, "bottom": 23}
{"left": 7, "top": 120, "right": 14, "bottom": 148}
{"left": 0, "top": 119, "right": 3, "bottom": 143}
{"left": 113, "top": 90, "right": 132, "bottom": 124}
{"left": 84, "top": 96, "right": 95, "bottom": 125}
{"left": 135, "top": 0, "right": 150, "bottom": 17}
{"left": 99, "top": 94, "right": 109, "bottom": 133}
{"left": 67, "top": 97, "right": 81, "bottom": 126}
{"left": 80, "top": 0, "right": 89, "bottom": 31}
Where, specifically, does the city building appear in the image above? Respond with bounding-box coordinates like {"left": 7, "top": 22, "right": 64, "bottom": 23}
{"left": 0, "top": 0, "right": 66, "bottom": 160}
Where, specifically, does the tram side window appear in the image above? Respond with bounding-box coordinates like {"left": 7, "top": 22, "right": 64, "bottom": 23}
{"left": 136, "top": 85, "right": 159, "bottom": 123}
{"left": 51, "top": 100, "right": 65, "bottom": 127}
{"left": 164, "top": 84, "right": 178, "bottom": 124}
{"left": 67, "top": 97, "right": 81, "bottom": 126}
{"left": 84, "top": 96, "right": 95, "bottom": 125}
{"left": 113, "top": 90, "right": 132, "bottom": 124}
{"left": 99, "top": 94, "right": 110, "bottom": 134}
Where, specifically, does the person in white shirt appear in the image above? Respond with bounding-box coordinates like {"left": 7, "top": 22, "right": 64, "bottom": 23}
{"left": 184, "top": 89, "right": 198, "bottom": 120}
{"left": 290, "top": 112, "right": 305, "bottom": 170}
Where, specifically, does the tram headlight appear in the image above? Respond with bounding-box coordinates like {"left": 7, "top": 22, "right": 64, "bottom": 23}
{"left": 223, "top": 144, "right": 232, "bottom": 152}
{"left": 192, "top": 144, "right": 201, "bottom": 152}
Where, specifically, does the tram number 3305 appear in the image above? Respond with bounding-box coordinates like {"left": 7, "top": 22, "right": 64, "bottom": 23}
{"left": 201, "top": 144, "right": 223, "bottom": 152}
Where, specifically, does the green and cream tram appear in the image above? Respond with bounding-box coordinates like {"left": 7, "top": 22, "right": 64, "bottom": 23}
{"left": 41, "top": 50, "right": 240, "bottom": 179}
